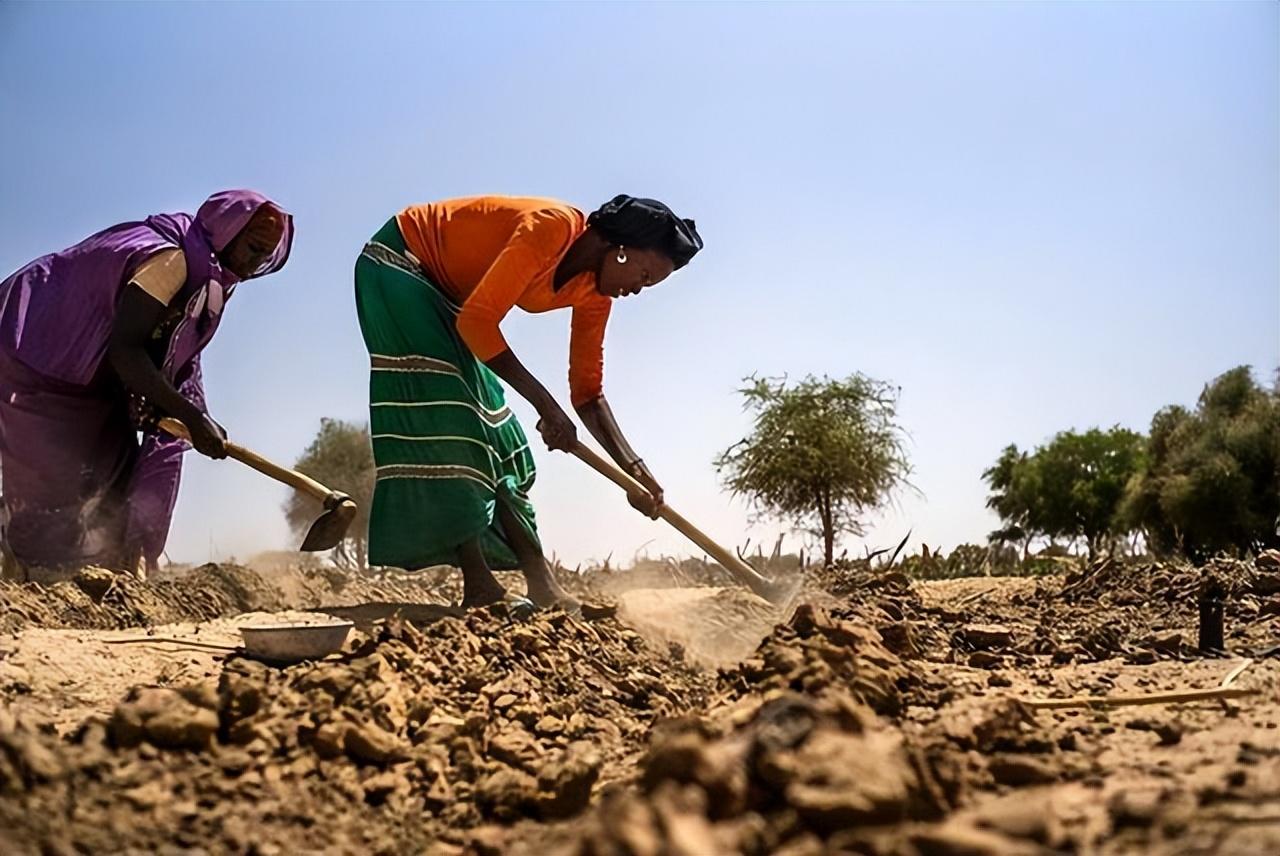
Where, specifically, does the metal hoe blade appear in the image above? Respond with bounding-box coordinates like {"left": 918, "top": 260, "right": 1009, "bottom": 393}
{"left": 300, "top": 493, "right": 358, "bottom": 552}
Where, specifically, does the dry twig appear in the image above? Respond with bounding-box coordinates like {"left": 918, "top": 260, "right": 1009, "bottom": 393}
{"left": 1021, "top": 658, "right": 1260, "bottom": 710}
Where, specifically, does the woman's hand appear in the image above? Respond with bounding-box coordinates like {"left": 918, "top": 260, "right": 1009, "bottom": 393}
{"left": 626, "top": 490, "right": 662, "bottom": 519}
{"left": 626, "top": 459, "right": 664, "bottom": 519}
{"left": 186, "top": 412, "right": 229, "bottom": 459}
{"left": 537, "top": 404, "right": 578, "bottom": 452}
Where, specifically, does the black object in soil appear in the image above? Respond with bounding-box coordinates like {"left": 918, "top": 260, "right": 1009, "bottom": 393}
{"left": 1198, "top": 579, "right": 1225, "bottom": 654}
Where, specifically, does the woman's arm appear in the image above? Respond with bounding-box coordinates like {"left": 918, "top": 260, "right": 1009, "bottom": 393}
{"left": 576, "top": 395, "right": 663, "bottom": 516}
{"left": 107, "top": 284, "right": 227, "bottom": 458}
{"left": 564, "top": 301, "right": 661, "bottom": 516}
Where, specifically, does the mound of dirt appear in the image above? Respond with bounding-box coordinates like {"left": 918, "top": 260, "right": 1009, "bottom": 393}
{"left": 0, "top": 564, "right": 286, "bottom": 634}
{"left": 0, "top": 562, "right": 465, "bottom": 635}
{"left": 533, "top": 604, "right": 1081, "bottom": 856}
{"left": 552, "top": 691, "right": 952, "bottom": 856}
{"left": 720, "top": 604, "right": 911, "bottom": 717}
{"left": 0, "top": 605, "right": 712, "bottom": 853}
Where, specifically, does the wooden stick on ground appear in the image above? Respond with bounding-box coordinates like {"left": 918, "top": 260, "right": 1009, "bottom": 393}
{"left": 103, "top": 637, "right": 240, "bottom": 653}
{"left": 1220, "top": 657, "right": 1254, "bottom": 688}
{"left": 1021, "top": 659, "right": 1260, "bottom": 710}
{"left": 1022, "top": 686, "right": 1257, "bottom": 710}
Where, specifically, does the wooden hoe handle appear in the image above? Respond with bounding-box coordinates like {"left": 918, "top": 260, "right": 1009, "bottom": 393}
{"left": 157, "top": 417, "right": 332, "bottom": 502}
{"left": 568, "top": 441, "right": 775, "bottom": 594}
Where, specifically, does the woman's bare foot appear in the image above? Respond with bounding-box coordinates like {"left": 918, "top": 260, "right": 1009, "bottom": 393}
{"left": 530, "top": 588, "right": 581, "bottom": 613}
{"left": 519, "top": 578, "right": 581, "bottom": 611}
{"left": 458, "top": 538, "right": 512, "bottom": 609}
{"left": 460, "top": 578, "right": 510, "bottom": 609}
{"left": 522, "top": 566, "right": 581, "bottom": 612}
{"left": 465, "top": 580, "right": 509, "bottom": 606}
{"left": 462, "top": 587, "right": 538, "bottom": 620}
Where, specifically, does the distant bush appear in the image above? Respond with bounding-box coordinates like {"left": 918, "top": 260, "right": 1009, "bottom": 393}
{"left": 1121, "top": 366, "right": 1279, "bottom": 560}
{"left": 983, "top": 427, "right": 1146, "bottom": 559}
{"left": 983, "top": 365, "right": 1279, "bottom": 563}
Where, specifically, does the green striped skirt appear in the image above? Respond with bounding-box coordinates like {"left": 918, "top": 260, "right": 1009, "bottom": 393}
{"left": 354, "top": 218, "right": 540, "bottom": 570}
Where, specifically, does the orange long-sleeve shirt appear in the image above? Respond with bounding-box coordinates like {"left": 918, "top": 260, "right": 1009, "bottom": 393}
{"left": 397, "top": 196, "right": 611, "bottom": 407}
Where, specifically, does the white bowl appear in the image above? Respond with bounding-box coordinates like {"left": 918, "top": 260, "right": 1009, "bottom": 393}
{"left": 239, "top": 620, "right": 353, "bottom": 664}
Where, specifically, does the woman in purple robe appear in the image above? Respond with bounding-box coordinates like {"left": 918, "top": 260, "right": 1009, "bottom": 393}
{"left": 0, "top": 190, "right": 293, "bottom": 578}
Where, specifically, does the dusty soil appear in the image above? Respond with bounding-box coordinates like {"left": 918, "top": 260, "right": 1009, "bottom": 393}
{"left": 615, "top": 586, "right": 781, "bottom": 667}
{"left": 0, "top": 561, "right": 461, "bottom": 634}
{"left": 0, "top": 553, "right": 1277, "bottom": 854}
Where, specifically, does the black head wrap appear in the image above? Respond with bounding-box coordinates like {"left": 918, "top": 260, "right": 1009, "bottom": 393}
{"left": 587, "top": 195, "right": 703, "bottom": 269}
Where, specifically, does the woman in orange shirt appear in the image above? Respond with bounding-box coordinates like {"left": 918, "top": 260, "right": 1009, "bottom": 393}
{"left": 354, "top": 195, "right": 702, "bottom": 610}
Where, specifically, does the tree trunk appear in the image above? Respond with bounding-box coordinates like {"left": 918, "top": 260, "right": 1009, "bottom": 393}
{"left": 815, "top": 489, "right": 835, "bottom": 568}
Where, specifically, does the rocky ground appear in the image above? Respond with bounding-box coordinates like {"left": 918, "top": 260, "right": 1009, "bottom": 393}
{"left": 0, "top": 552, "right": 1277, "bottom": 855}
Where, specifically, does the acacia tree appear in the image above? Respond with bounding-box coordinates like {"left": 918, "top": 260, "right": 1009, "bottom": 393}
{"left": 284, "top": 418, "right": 375, "bottom": 571}
{"left": 714, "top": 374, "right": 911, "bottom": 568}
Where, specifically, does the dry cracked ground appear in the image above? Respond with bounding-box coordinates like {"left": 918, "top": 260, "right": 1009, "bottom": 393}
{"left": 1, "top": 552, "right": 1278, "bottom": 855}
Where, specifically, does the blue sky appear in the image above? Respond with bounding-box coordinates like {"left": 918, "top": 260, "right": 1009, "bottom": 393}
{"left": 2, "top": 1, "right": 1276, "bottom": 567}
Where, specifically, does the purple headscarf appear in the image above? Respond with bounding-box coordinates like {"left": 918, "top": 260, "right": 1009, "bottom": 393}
{"left": 192, "top": 189, "right": 294, "bottom": 273}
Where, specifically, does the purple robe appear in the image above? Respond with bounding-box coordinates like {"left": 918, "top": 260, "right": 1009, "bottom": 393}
{"left": 0, "top": 190, "right": 293, "bottom": 570}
